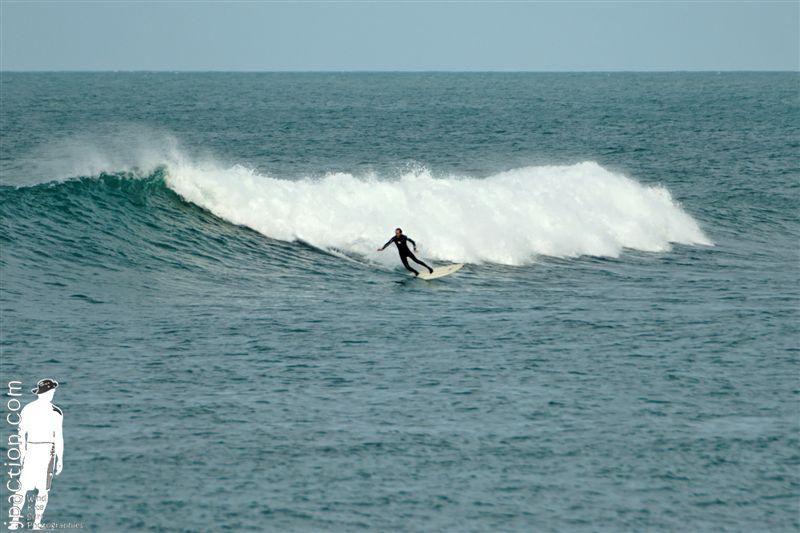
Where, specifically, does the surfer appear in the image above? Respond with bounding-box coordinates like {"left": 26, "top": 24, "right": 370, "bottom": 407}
{"left": 377, "top": 228, "right": 433, "bottom": 276}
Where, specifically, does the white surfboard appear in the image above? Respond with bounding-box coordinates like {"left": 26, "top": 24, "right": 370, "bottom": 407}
{"left": 416, "top": 263, "right": 464, "bottom": 280}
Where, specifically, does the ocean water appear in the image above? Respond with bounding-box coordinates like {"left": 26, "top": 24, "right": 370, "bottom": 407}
{"left": 0, "top": 72, "right": 797, "bottom": 532}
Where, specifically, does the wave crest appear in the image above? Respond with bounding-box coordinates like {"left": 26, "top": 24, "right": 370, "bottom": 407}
{"left": 165, "top": 161, "right": 711, "bottom": 265}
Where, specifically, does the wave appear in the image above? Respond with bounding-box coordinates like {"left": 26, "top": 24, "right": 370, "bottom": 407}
{"left": 2, "top": 136, "right": 713, "bottom": 267}
{"left": 0, "top": 171, "right": 323, "bottom": 280}
{"left": 164, "top": 160, "right": 712, "bottom": 265}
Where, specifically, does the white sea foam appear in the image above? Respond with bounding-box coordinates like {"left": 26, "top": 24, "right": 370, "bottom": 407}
{"left": 164, "top": 160, "right": 712, "bottom": 265}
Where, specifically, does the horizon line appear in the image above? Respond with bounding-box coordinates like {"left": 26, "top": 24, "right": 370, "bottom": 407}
{"left": 1, "top": 69, "right": 797, "bottom": 74}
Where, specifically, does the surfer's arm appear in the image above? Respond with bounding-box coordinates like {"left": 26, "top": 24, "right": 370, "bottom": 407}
{"left": 54, "top": 410, "right": 64, "bottom": 474}
{"left": 377, "top": 237, "right": 395, "bottom": 251}
{"left": 17, "top": 427, "right": 27, "bottom": 465}
{"left": 17, "top": 406, "right": 29, "bottom": 464}
{"left": 407, "top": 237, "right": 417, "bottom": 251}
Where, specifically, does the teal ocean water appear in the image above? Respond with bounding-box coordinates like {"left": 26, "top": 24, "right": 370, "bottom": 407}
{"left": 1, "top": 73, "right": 798, "bottom": 531}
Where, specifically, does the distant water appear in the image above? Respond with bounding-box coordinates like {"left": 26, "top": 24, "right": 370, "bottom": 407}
{"left": 1, "top": 73, "right": 797, "bottom": 531}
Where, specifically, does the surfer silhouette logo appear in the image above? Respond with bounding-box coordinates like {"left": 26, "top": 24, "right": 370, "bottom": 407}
{"left": 8, "top": 379, "right": 64, "bottom": 531}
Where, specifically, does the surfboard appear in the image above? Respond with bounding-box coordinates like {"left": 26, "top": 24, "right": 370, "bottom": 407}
{"left": 416, "top": 263, "right": 464, "bottom": 280}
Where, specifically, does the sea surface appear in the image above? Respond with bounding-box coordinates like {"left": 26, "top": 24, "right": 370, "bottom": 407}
{"left": 0, "top": 72, "right": 798, "bottom": 532}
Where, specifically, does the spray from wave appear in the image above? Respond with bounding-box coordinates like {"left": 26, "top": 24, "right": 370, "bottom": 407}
{"left": 7, "top": 125, "right": 194, "bottom": 186}
{"left": 164, "top": 160, "right": 712, "bottom": 265}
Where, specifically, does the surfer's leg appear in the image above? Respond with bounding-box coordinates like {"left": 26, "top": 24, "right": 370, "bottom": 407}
{"left": 400, "top": 255, "right": 419, "bottom": 276}
{"left": 407, "top": 252, "right": 433, "bottom": 273}
{"left": 32, "top": 490, "right": 48, "bottom": 529}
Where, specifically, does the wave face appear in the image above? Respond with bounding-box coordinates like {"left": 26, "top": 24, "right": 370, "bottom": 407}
{"left": 165, "top": 161, "right": 711, "bottom": 265}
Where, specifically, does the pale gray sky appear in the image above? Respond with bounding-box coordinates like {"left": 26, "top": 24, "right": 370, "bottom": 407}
{"left": 1, "top": 1, "right": 797, "bottom": 71}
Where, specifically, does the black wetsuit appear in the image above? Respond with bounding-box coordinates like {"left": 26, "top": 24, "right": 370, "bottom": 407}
{"left": 381, "top": 234, "right": 433, "bottom": 276}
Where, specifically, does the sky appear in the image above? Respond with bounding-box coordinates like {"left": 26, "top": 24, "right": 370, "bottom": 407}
{"left": 0, "top": 1, "right": 797, "bottom": 71}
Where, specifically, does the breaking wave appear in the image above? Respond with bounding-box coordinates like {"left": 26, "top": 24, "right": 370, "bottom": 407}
{"left": 165, "top": 160, "right": 711, "bottom": 265}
